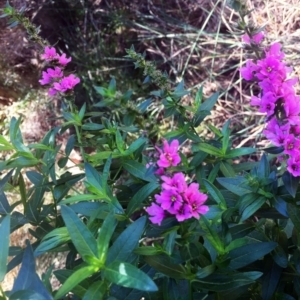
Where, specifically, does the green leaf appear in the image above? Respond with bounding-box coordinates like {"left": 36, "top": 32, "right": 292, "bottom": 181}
{"left": 240, "top": 196, "right": 266, "bottom": 222}
{"left": 194, "top": 271, "right": 262, "bottom": 292}
{"left": 287, "top": 203, "right": 300, "bottom": 233}
{"left": 85, "top": 163, "right": 104, "bottom": 193}
{"left": 262, "top": 257, "right": 282, "bottom": 300}
{"left": 108, "top": 77, "right": 116, "bottom": 95}
{"left": 124, "top": 137, "right": 147, "bottom": 156}
{"left": 82, "top": 123, "right": 104, "bottom": 131}
{"left": 60, "top": 194, "right": 101, "bottom": 205}
{"left": 193, "top": 143, "right": 223, "bottom": 157}
{"left": 199, "top": 216, "right": 225, "bottom": 255}
{"left": 0, "top": 135, "right": 14, "bottom": 151}
{"left": 11, "top": 242, "right": 52, "bottom": 299}
{"left": 60, "top": 205, "right": 98, "bottom": 262}
{"left": 217, "top": 177, "right": 250, "bottom": 196}
{"left": 5, "top": 157, "right": 40, "bottom": 168}
{"left": 54, "top": 269, "right": 89, "bottom": 298}
{"left": 207, "top": 162, "right": 220, "bottom": 183}
{"left": 115, "top": 130, "right": 125, "bottom": 153}
{"left": 134, "top": 246, "right": 164, "bottom": 256}
{"left": 144, "top": 255, "right": 189, "bottom": 279}
{"left": 123, "top": 160, "right": 156, "bottom": 182}
{"left": 228, "top": 242, "right": 277, "bottom": 269}
{"left": 257, "top": 153, "right": 270, "bottom": 179}
{"left": 106, "top": 216, "right": 146, "bottom": 265}
{"left": 196, "top": 265, "right": 216, "bottom": 279}
{"left": 126, "top": 182, "right": 159, "bottom": 216}
{"left": 225, "top": 147, "right": 256, "bottom": 159}
{"left": 34, "top": 227, "right": 70, "bottom": 257}
{"left": 192, "top": 110, "right": 210, "bottom": 127}
{"left": 103, "top": 261, "right": 158, "bottom": 291}
{"left": 203, "top": 179, "right": 227, "bottom": 209}
{"left": 282, "top": 171, "right": 299, "bottom": 198}
{"left": 198, "top": 92, "right": 219, "bottom": 112}
{"left": 83, "top": 281, "right": 106, "bottom": 300}
{"left": 195, "top": 86, "right": 203, "bottom": 109}
{"left": 9, "top": 290, "right": 49, "bottom": 300}
{"left": 78, "top": 103, "right": 86, "bottom": 121}
{"left": 221, "top": 120, "right": 231, "bottom": 153}
{"left": 0, "top": 214, "right": 10, "bottom": 281}
{"left": 0, "top": 192, "right": 10, "bottom": 214}
{"left": 225, "top": 238, "right": 249, "bottom": 252}
{"left": 18, "top": 173, "right": 27, "bottom": 212}
{"left": 54, "top": 265, "right": 97, "bottom": 300}
{"left": 97, "top": 212, "right": 117, "bottom": 264}
{"left": 220, "top": 161, "right": 236, "bottom": 177}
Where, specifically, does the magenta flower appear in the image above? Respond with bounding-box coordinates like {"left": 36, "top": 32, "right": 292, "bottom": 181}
{"left": 260, "top": 92, "right": 277, "bottom": 116}
{"left": 39, "top": 71, "right": 52, "bottom": 85}
{"left": 41, "top": 46, "right": 57, "bottom": 61}
{"left": 146, "top": 203, "right": 166, "bottom": 225}
{"left": 48, "top": 88, "right": 58, "bottom": 96}
{"left": 263, "top": 118, "right": 290, "bottom": 146}
{"left": 284, "top": 135, "right": 300, "bottom": 156}
{"left": 47, "top": 67, "right": 63, "bottom": 79}
{"left": 256, "top": 56, "right": 287, "bottom": 81}
{"left": 161, "top": 172, "right": 187, "bottom": 193}
{"left": 287, "top": 155, "right": 300, "bottom": 177}
{"left": 156, "top": 139, "right": 181, "bottom": 168}
{"left": 155, "top": 190, "right": 183, "bottom": 214}
{"left": 53, "top": 74, "right": 80, "bottom": 93}
{"left": 266, "top": 42, "right": 285, "bottom": 60}
{"left": 56, "top": 53, "right": 72, "bottom": 66}
{"left": 175, "top": 203, "right": 192, "bottom": 222}
{"left": 242, "top": 32, "right": 264, "bottom": 44}
{"left": 240, "top": 60, "right": 259, "bottom": 81}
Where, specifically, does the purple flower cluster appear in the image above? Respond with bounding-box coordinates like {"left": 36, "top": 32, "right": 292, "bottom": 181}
{"left": 240, "top": 33, "right": 300, "bottom": 176}
{"left": 146, "top": 140, "right": 209, "bottom": 225}
{"left": 39, "top": 46, "right": 80, "bottom": 96}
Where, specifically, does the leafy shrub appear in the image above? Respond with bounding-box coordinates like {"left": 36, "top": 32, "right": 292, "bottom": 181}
{"left": 1, "top": 1, "right": 300, "bottom": 299}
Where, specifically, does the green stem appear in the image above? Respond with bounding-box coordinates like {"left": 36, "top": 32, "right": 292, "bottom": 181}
{"left": 68, "top": 101, "right": 86, "bottom": 163}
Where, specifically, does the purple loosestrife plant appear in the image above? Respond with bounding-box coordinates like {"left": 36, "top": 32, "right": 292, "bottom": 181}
{"left": 240, "top": 33, "right": 300, "bottom": 176}
{"left": 39, "top": 46, "right": 80, "bottom": 96}
{"left": 146, "top": 139, "right": 208, "bottom": 225}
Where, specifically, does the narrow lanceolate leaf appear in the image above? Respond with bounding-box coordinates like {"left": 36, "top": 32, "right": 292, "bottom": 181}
{"left": 194, "top": 271, "right": 262, "bottom": 292}
{"left": 199, "top": 216, "right": 225, "bottom": 255}
{"left": 0, "top": 214, "right": 10, "bottom": 281}
{"left": 203, "top": 179, "right": 227, "bottom": 209}
{"left": 240, "top": 196, "right": 266, "bottom": 222}
{"left": 82, "top": 281, "right": 107, "bottom": 300}
{"left": 106, "top": 216, "right": 146, "bottom": 265}
{"left": 97, "top": 212, "right": 118, "bottom": 264}
{"left": 193, "top": 143, "right": 223, "bottom": 157}
{"left": 126, "top": 182, "right": 159, "bottom": 216}
{"left": 282, "top": 171, "right": 300, "bottom": 198}
{"left": 287, "top": 203, "right": 300, "bottom": 232}
{"left": 34, "top": 227, "right": 70, "bottom": 257}
{"left": 123, "top": 160, "right": 156, "bottom": 182}
{"left": 103, "top": 261, "right": 158, "bottom": 292}
{"left": 228, "top": 242, "right": 277, "bottom": 269}
{"left": 144, "top": 255, "right": 189, "bottom": 279}
{"left": 54, "top": 265, "right": 97, "bottom": 300}
{"left": 84, "top": 163, "right": 105, "bottom": 195}
{"left": 60, "top": 205, "right": 98, "bottom": 262}
{"left": 224, "top": 147, "right": 256, "bottom": 159}
{"left": 12, "top": 242, "right": 52, "bottom": 300}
